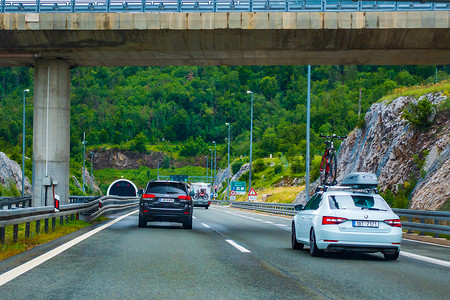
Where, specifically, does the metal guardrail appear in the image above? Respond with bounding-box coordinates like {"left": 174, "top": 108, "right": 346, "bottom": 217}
{"left": 228, "top": 201, "right": 450, "bottom": 238}
{"left": 0, "top": 195, "right": 138, "bottom": 244}
{"left": 0, "top": 196, "right": 32, "bottom": 210}
{"left": 1, "top": 0, "right": 449, "bottom": 14}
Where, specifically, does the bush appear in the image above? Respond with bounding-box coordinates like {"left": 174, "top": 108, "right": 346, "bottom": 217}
{"left": 254, "top": 159, "right": 266, "bottom": 173}
{"left": 232, "top": 161, "right": 244, "bottom": 174}
{"left": 290, "top": 159, "right": 305, "bottom": 174}
{"left": 274, "top": 164, "right": 283, "bottom": 174}
{"left": 402, "top": 98, "right": 436, "bottom": 130}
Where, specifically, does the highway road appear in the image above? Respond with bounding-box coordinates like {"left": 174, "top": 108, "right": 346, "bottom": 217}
{"left": 0, "top": 206, "right": 449, "bottom": 299}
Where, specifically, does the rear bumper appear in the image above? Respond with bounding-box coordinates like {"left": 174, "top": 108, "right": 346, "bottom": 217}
{"left": 193, "top": 201, "right": 210, "bottom": 207}
{"left": 140, "top": 207, "right": 192, "bottom": 223}
{"left": 325, "top": 244, "right": 400, "bottom": 253}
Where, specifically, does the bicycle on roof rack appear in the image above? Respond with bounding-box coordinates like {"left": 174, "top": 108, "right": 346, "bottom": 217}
{"left": 319, "top": 133, "right": 346, "bottom": 186}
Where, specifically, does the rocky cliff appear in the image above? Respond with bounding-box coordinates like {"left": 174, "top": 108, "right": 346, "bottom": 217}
{"left": 0, "top": 152, "right": 32, "bottom": 195}
{"left": 296, "top": 92, "right": 449, "bottom": 210}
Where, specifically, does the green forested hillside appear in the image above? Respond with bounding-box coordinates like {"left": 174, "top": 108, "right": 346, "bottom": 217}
{"left": 1, "top": 65, "right": 448, "bottom": 168}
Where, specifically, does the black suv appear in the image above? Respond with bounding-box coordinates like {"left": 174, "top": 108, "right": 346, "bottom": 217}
{"left": 138, "top": 180, "right": 193, "bottom": 229}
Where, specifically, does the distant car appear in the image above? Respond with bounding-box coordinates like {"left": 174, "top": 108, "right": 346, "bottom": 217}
{"left": 191, "top": 182, "right": 211, "bottom": 209}
{"left": 291, "top": 173, "right": 402, "bottom": 260}
{"left": 138, "top": 180, "right": 193, "bottom": 229}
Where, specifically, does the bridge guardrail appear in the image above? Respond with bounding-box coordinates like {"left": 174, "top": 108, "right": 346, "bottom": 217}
{"left": 227, "top": 201, "right": 450, "bottom": 238}
{"left": 1, "top": 0, "right": 449, "bottom": 14}
{"left": 0, "top": 195, "right": 138, "bottom": 245}
{"left": 0, "top": 196, "right": 32, "bottom": 210}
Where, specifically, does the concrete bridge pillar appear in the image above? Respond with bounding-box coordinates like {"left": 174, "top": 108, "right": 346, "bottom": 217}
{"left": 32, "top": 60, "right": 71, "bottom": 207}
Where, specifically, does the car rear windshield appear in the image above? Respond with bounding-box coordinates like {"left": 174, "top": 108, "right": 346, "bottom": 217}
{"left": 328, "top": 194, "right": 391, "bottom": 211}
{"left": 146, "top": 182, "right": 187, "bottom": 195}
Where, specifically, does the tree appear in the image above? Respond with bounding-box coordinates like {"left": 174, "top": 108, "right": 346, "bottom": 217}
{"left": 403, "top": 98, "right": 435, "bottom": 130}
{"left": 130, "top": 132, "right": 147, "bottom": 152}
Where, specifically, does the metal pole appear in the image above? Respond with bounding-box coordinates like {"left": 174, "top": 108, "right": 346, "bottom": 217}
{"left": 212, "top": 141, "right": 216, "bottom": 186}
{"left": 157, "top": 161, "right": 159, "bottom": 180}
{"left": 210, "top": 149, "right": 213, "bottom": 185}
{"left": 306, "top": 65, "right": 311, "bottom": 203}
{"left": 436, "top": 67, "right": 438, "bottom": 84}
{"left": 22, "top": 89, "right": 29, "bottom": 197}
{"left": 206, "top": 155, "right": 208, "bottom": 182}
{"left": 226, "top": 123, "right": 231, "bottom": 201}
{"left": 247, "top": 91, "right": 253, "bottom": 194}
{"left": 82, "top": 132, "right": 86, "bottom": 193}
{"left": 90, "top": 151, "right": 93, "bottom": 194}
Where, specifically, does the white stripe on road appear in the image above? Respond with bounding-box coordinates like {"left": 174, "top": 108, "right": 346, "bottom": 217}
{"left": 400, "top": 251, "right": 450, "bottom": 268}
{"left": 0, "top": 210, "right": 138, "bottom": 287}
{"left": 201, "top": 223, "right": 211, "bottom": 229}
{"left": 275, "top": 224, "right": 288, "bottom": 227}
{"left": 402, "top": 238, "right": 450, "bottom": 249}
{"left": 262, "top": 221, "right": 274, "bottom": 224}
{"left": 226, "top": 240, "right": 251, "bottom": 253}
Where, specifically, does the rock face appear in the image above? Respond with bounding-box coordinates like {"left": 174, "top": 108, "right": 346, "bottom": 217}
{"left": 295, "top": 92, "right": 449, "bottom": 210}
{"left": 0, "top": 152, "right": 32, "bottom": 195}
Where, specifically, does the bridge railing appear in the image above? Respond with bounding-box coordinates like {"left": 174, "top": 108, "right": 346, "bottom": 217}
{"left": 0, "top": 195, "right": 138, "bottom": 245}
{"left": 1, "top": 0, "right": 448, "bottom": 13}
{"left": 228, "top": 201, "right": 450, "bottom": 238}
{"left": 0, "top": 196, "right": 32, "bottom": 210}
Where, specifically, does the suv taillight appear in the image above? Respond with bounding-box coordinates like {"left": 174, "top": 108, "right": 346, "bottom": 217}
{"left": 322, "top": 216, "right": 347, "bottom": 225}
{"left": 142, "top": 194, "right": 155, "bottom": 199}
{"left": 384, "top": 219, "right": 402, "bottom": 227}
{"left": 178, "top": 195, "right": 191, "bottom": 201}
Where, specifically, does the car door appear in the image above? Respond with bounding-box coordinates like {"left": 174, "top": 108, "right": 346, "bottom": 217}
{"left": 298, "top": 194, "right": 323, "bottom": 242}
{"left": 296, "top": 194, "right": 317, "bottom": 242}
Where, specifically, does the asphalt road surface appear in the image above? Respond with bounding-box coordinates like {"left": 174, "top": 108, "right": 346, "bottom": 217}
{"left": 1, "top": 206, "right": 449, "bottom": 300}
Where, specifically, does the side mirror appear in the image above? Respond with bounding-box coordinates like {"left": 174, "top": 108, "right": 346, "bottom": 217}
{"left": 294, "top": 204, "right": 303, "bottom": 211}
{"left": 189, "top": 191, "right": 195, "bottom": 196}
{"left": 137, "top": 189, "right": 143, "bottom": 196}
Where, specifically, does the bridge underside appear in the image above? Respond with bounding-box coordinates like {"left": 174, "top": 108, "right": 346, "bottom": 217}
{"left": 0, "top": 12, "right": 449, "bottom": 66}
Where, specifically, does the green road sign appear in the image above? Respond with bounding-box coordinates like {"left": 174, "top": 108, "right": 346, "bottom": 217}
{"left": 231, "top": 181, "right": 246, "bottom": 195}
{"left": 170, "top": 175, "right": 188, "bottom": 182}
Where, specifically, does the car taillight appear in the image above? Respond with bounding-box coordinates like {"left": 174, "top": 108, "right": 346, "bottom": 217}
{"left": 384, "top": 219, "right": 402, "bottom": 227}
{"left": 142, "top": 194, "right": 155, "bottom": 199}
{"left": 322, "top": 216, "right": 348, "bottom": 225}
{"left": 178, "top": 195, "right": 191, "bottom": 201}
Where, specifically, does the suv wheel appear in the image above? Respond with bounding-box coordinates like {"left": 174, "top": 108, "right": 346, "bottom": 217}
{"left": 384, "top": 251, "right": 400, "bottom": 260}
{"left": 205, "top": 206, "right": 209, "bottom": 209}
{"left": 183, "top": 217, "right": 193, "bottom": 229}
{"left": 138, "top": 215, "right": 147, "bottom": 228}
{"left": 309, "top": 229, "right": 323, "bottom": 257}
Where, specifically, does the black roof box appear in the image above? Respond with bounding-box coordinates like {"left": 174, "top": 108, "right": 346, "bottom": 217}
{"left": 340, "top": 172, "right": 378, "bottom": 189}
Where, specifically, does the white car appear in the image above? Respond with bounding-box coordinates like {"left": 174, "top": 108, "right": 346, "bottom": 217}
{"left": 291, "top": 173, "right": 402, "bottom": 260}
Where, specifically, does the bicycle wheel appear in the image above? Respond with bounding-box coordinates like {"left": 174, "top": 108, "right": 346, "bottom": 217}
{"left": 319, "top": 153, "right": 327, "bottom": 185}
{"left": 328, "top": 152, "right": 337, "bottom": 185}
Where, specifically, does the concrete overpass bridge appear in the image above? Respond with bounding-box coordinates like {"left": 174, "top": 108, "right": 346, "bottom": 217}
{"left": 0, "top": 1, "right": 449, "bottom": 206}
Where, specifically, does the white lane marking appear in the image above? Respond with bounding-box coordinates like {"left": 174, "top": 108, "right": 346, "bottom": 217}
{"left": 275, "top": 224, "right": 288, "bottom": 227}
{"left": 0, "top": 210, "right": 138, "bottom": 287}
{"left": 401, "top": 251, "right": 450, "bottom": 268}
{"left": 262, "top": 221, "right": 274, "bottom": 224}
{"left": 402, "top": 238, "right": 450, "bottom": 249}
{"left": 201, "top": 223, "right": 211, "bottom": 229}
{"left": 226, "top": 240, "right": 251, "bottom": 253}
{"left": 210, "top": 206, "right": 293, "bottom": 221}
{"left": 193, "top": 216, "right": 197, "bottom": 219}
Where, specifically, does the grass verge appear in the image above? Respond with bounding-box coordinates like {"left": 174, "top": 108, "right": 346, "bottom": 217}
{"left": 234, "top": 185, "right": 304, "bottom": 204}
{"left": 0, "top": 216, "right": 109, "bottom": 261}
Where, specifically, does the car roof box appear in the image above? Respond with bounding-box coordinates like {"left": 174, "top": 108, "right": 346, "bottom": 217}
{"left": 340, "top": 172, "right": 378, "bottom": 189}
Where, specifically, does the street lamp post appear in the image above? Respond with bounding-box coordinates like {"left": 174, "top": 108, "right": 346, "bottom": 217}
{"left": 209, "top": 148, "right": 213, "bottom": 185}
{"left": 247, "top": 90, "right": 253, "bottom": 195}
{"left": 212, "top": 141, "right": 216, "bottom": 185}
{"left": 82, "top": 132, "right": 86, "bottom": 193}
{"left": 90, "top": 151, "right": 94, "bottom": 194}
{"left": 206, "top": 155, "right": 208, "bottom": 182}
{"left": 225, "top": 122, "right": 230, "bottom": 201}
{"left": 22, "top": 89, "right": 30, "bottom": 197}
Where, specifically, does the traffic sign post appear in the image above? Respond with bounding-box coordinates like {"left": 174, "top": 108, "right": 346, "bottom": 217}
{"left": 248, "top": 187, "right": 257, "bottom": 201}
{"left": 230, "top": 190, "right": 236, "bottom": 201}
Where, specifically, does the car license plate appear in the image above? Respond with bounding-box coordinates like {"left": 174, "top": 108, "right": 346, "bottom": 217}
{"left": 159, "top": 198, "right": 174, "bottom": 203}
{"left": 353, "top": 220, "right": 379, "bottom": 228}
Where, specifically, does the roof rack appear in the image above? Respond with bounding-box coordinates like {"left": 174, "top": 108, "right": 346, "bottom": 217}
{"left": 316, "top": 185, "right": 378, "bottom": 194}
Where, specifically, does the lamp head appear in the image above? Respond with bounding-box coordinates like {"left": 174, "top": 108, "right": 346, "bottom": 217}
{"left": 247, "top": 90, "right": 252, "bottom": 94}
{"left": 225, "top": 122, "right": 229, "bottom": 126}
{"left": 24, "top": 89, "right": 30, "bottom": 93}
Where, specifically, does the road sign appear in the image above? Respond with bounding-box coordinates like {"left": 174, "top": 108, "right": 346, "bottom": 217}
{"left": 230, "top": 190, "right": 237, "bottom": 196}
{"left": 248, "top": 196, "right": 257, "bottom": 201}
{"left": 231, "top": 181, "right": 246, "bottom": 195}
{"left": 248, "top": 187, "right": 257, "bottom": 196}
{"left": 170, "top": 175, "right": 188, "bottom": 182}
{"left": 230, "top": 196, "right": 236, "bottom": 201}
{"left": 214, "top": 193, "right": 218, "bottom": 197}
{"left": 214, "top": 185, "right": 218, "bottom": 189}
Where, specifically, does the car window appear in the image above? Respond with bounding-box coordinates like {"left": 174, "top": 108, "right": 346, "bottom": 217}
{"left": 304, "top": 194, "right": 322, "bottom": 210}
{"left": 146, "top": 182, "right": 187, "bottom": 194}
{"left": 328, "top": 194, "right": 391, "bottom": 211}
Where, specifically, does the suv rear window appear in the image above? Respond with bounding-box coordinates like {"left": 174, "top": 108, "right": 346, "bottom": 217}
{"left": 146, "top": 182, "right": 187, "bottom": 195}
{"left": 328, "top": 194, "right": 390, "bottom": 211}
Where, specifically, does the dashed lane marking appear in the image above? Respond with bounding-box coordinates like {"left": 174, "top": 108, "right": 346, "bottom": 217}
{"left": 226, "top": 240, "right": 251, "bottom": 253}
{"left": 401, "top": 251, "right": 450, "bottom": 268}
{"left": 201, "top": 223, "right": 211, "bottom": 229}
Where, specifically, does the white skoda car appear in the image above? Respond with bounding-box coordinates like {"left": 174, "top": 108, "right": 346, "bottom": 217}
{"left": 291, "top": 173, "right": 402, "bottom": 260}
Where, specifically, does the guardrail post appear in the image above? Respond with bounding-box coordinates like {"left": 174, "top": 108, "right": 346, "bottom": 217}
{"left": 76, "top": 213, "right": 79, "bottom": 221}
{"left": 106, "top": 0, "right": 110, "bottom": 13}
{"left": 434, "top": 219, "right": 439, "bottom": 238}
{"left": 13, "top": 224, "right": 18, "bottom": 242}
{"left": 71, "top": 0, "right": 75, "bottom": 13}
{"left": 285, "top": 0, "right": 289, "bottom": 12}
{"left": 419, "top": 218, "right": 425, "bottom": 235}
{"left": 71, "top": 214, "right": 74, "bottom": 221}
{"left": 66, "top": 215, "right": 69, "bottom": 224}
{"left": 36, "top": 0, "right": 40, "bottom": 13}
{"left": 44, "top": 219, "right": 49, "bottom": 233}
{"left": 52, "top": 217, "right": 56, "bottom": 231}
{"left": 60, "top": 216, "right": 64, "bottom": 225}
{"left": 142, "top": 0, "right": 146, "bottom": 12}
{"left": 177, "top": 0, "right": 181, "bottom": 12}
{"left": 213, "top": 0, "right": 217, "bottom": 12}
{"left": 0, "top": 227, "right": 5, "bottom": 244}
{"left": 36, "top": 220, "right": 40, "bottom": 234}
{"left": 25, "top": 222, "right": 30, "bottom": 237}
{"left": 1, "top": 0, "right": 5, "bottom": 13}
{"left": 407, "top": 217, "right": 412, "bottom": 233}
